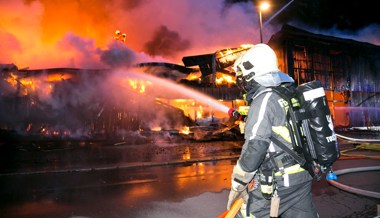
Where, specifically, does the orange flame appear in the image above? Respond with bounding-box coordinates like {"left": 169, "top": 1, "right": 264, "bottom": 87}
{"left": 127, "top": 79, "right": 152, "bottom": 93}
{"left": 179, "top": 126, "right": 190, "bottom": 135}
{"left": 215, "top": 72, "right": 236, "bottom": 86}
{"left": 4, "top": 73, "right": 54, "bottom": 96}
{"left": 196, "top": 105, "right": 203, "bottom": 119}
{"left": 46, "top": 73, "right": 72, "bottom": 82}
{"left": 185, "top": 71, "right": 202, "bottom": 81}
{"left": 151, "top": 126, "right": 162, "bottom": 131}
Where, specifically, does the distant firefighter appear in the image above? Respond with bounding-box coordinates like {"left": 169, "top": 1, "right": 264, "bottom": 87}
{"left": 114, "top": 30, "right": 126, "bottom": 43}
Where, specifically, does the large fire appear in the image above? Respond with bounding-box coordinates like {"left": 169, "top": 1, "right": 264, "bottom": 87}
{"left": 127, "top": 79, "right": 151, "bottom": 94}
{"left": 4, "top": 72, "right": 54, "bottom": 97}
{"left": 0, "top": 64, "right": 245, "bottom": 140}
{"left": 215, "top": 72, "right": 235, "bottom": 86}
{"left": 1, "top": 0, "right": 258, "bottom": 140}
{"left": 1, "top": 0, "right": 275, "bottom": 70}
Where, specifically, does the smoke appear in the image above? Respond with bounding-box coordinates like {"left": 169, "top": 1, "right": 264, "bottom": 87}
{"left": 0, "top": 0, "right": 260, "bottom": 69}
{"left": 2, "top": 0, "right": 379, "bottom": 140}
{"left": 0, "top": 65, "right": 214, "bottom": 136}
{"left": 57, "top": 32, "right": 106, "bottom": 68}
{"left": 1, "top": 0, "right": 379, "bottom": 70}
{"left": 288, "top": 21, "right": 380, "bottom": 46}
{"left": 143, "top": 25, "right": 191, "bottom": 59}
{"left": 100, "top": 41, "right": 137, "bottom": 68}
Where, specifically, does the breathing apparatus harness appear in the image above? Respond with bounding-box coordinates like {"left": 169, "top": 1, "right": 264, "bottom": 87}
{"left": 255, "top": 80, "right": 340, "bottom": 204}
{"left": 267, "top": 81, "right": 339, "bottom": 182}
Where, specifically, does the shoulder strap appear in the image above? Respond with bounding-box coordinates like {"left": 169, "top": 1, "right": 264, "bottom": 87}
{"left": 270, "top": 136, "right": 306, "bottom": 166}
{"left": 271, "top": 86, "right": 304, "bottom": 153}
{"left": 271, "top": 85, "right": 297, "bottom": 100}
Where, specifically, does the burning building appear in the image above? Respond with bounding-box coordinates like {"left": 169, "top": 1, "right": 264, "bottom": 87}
{"left": 0, "top": 65, "right": 199, "bottom": 142}
{"left": 1, "top": 25, "right": 379, "bottom": 142}
{"left": 0, "top": 54, "right": 245, "bottom": 142}
{"left": 268, "top": 24, "right": 380, "bottom": 128}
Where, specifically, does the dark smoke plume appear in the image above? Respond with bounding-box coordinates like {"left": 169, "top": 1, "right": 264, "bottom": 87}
{"left": 100, "top": 42, "right": 137, "bottom": 68}
{"left": 143, "top": 25, "right": 191, "bottom": 59}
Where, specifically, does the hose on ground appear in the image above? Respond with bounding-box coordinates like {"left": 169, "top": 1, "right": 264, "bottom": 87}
{"left": 328, "top": 166, "right": 380, "bottom": 199}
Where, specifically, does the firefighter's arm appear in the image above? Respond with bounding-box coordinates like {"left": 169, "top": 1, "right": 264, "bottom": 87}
{"left": 239, "top": 139, "right": 269, "bottom": 171}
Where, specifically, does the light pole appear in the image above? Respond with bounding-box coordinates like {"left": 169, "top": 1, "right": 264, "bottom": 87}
{"left": 258, "top": 2, "right": 270, "bottom": 43}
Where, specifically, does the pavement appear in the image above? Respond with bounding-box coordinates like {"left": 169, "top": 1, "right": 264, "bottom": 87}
{"left": 0, "top": 132, "right": 379, "bottom": 218}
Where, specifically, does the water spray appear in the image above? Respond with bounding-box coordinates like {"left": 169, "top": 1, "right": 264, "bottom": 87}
{"left": 114, "top": 69, "right": 231, "bottom": 114}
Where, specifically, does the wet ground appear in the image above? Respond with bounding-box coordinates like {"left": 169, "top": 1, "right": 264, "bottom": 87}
{"left": 0, "top": 132, "right": 379, "bottom": 218}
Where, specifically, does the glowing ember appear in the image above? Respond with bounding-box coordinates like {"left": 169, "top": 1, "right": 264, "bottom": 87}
{"left": 216, "top": 44, "right": 254, "bottom": 68}
{"left": 4, "top": 72, "right": 53, "bottom": 96}
{"left": 185, "top": 71, "right": 202, "bottom": 81}
{"left": 46, "top": 73, "right": 72, "bottom": 82}
{"left": 179, "top": 126, "right": 190, "bottom": 135}
{"left": 127, "top": 79, "right": 152, "bottom": 93}
{"left": 151, "top": 126, "right": 162, "bottom": 131}
{"left": 196, "top": 105, "right": 203, "bottom": 119}
{"left": 4, "top": 73, "right": 18, "bottom": 86}
{"left": 215, "top": 72, "right": 236, "bottom": 86}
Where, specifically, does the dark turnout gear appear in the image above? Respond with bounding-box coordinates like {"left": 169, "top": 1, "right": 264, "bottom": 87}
{"left": 227, "top": 44, "right": 318, "bottom": 218}
{"left": 248, "top": 172, "right": 317, "bottom": 218}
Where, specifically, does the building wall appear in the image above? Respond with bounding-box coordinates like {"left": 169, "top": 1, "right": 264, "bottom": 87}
{"left": 269, "top": 25, "right": 380, "bottom": 128}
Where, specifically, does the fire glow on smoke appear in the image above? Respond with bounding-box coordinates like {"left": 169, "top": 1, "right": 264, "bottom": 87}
{"left": 2, "top": 0, "right": 377, "bottom": 70}
{"left": 0, "top": 67, "right": 232, "bottom": 137}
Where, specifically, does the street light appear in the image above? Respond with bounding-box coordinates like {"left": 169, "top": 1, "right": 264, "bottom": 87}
{"left": 258, "top": 2, "right": 270, "bottom": 43}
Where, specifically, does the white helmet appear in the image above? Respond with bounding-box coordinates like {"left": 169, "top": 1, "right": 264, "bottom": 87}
{"left": 235, "top": 43, "right": 293, "bottom": 87}
{"left": 233, "top": 53, "right": 245, "bottom": 76}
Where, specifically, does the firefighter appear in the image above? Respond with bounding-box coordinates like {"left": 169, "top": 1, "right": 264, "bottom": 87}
{"left": 226, "top": 44, "right": 319, "bottom": 218}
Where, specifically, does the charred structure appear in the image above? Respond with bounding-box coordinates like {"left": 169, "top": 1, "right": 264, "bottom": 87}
{"left": 2, "top": 25, "right": 379, "bottom": 142}
{"left": 0, "top": 66, "right": 196, "bottom": 142}
{"left": 268, "top": 24, "right": 380, "bottom": 128}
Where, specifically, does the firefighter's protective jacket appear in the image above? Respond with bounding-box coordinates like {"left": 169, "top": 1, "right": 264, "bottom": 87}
{"left": 236, "top": 85, "right": 313, "bottom": 186}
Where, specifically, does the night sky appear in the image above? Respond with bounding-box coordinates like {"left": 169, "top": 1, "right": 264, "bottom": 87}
{"left": 248, "top": 0, "right": 380, "bottom": 31}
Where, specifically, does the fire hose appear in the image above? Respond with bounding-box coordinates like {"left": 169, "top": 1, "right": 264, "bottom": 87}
{"left": 327, "top": 166, "right": 380, "bottom": 199}
{"left": 336, "top": 133, "right": 380, "bottom": 143}
{"left": 330, "top": 134, "right": 380, "bottom": 198}
{"left": 336, "top": 133, "right": 380, "bottom": 160}
{"left": 218, "top": 179, "right": 256, "bottom": 218}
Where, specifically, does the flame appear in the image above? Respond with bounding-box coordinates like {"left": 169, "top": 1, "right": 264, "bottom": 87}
{"left": 216, "top": 44, "right": 254, "bottom": 70}
{"left": 4, "top": 72, "right": 53, "bottom": 96}
{"left": 46, "top": 73, "right": 72, "bottom": 82}
{"left": 215, "top": 72, "right": 236, "bottom": 86}
{"left": 2, "top": 1, "right": 258, "bottom": 69}
{"left": 185, "top": 71, "right": 202, "bottom": 81}
{"left": 196, "top": 105, "right": 203, "bottom": 119}
{"left": 127, "top": 79, "right": 152, "bottom": 93}
{"left": 4, "top": 73, "right": 18, "bottom": 86}
{"left": 179, "top": 126, "right": 190, "bottom": 135}
{"left": 151, "top": 126, "right": 162, "bottom": 131}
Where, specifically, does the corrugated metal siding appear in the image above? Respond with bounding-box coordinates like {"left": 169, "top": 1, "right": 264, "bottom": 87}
{"left": 269, "top": 24, "right": 380, "bottom": 127}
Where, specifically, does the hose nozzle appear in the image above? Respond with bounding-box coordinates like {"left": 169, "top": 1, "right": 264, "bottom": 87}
{"left": 228, "top": 108, "right": 242, "bottom": 120}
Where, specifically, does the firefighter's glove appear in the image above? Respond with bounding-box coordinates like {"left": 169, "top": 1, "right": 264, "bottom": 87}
{"left": 227, "top": 180, "right": 248, "bottom": 210}
{"left": 228, "top": 108, "right": 242, "bottom": 120}
{"left": 227, "top": 163, "right": 256, "bottom": 210}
